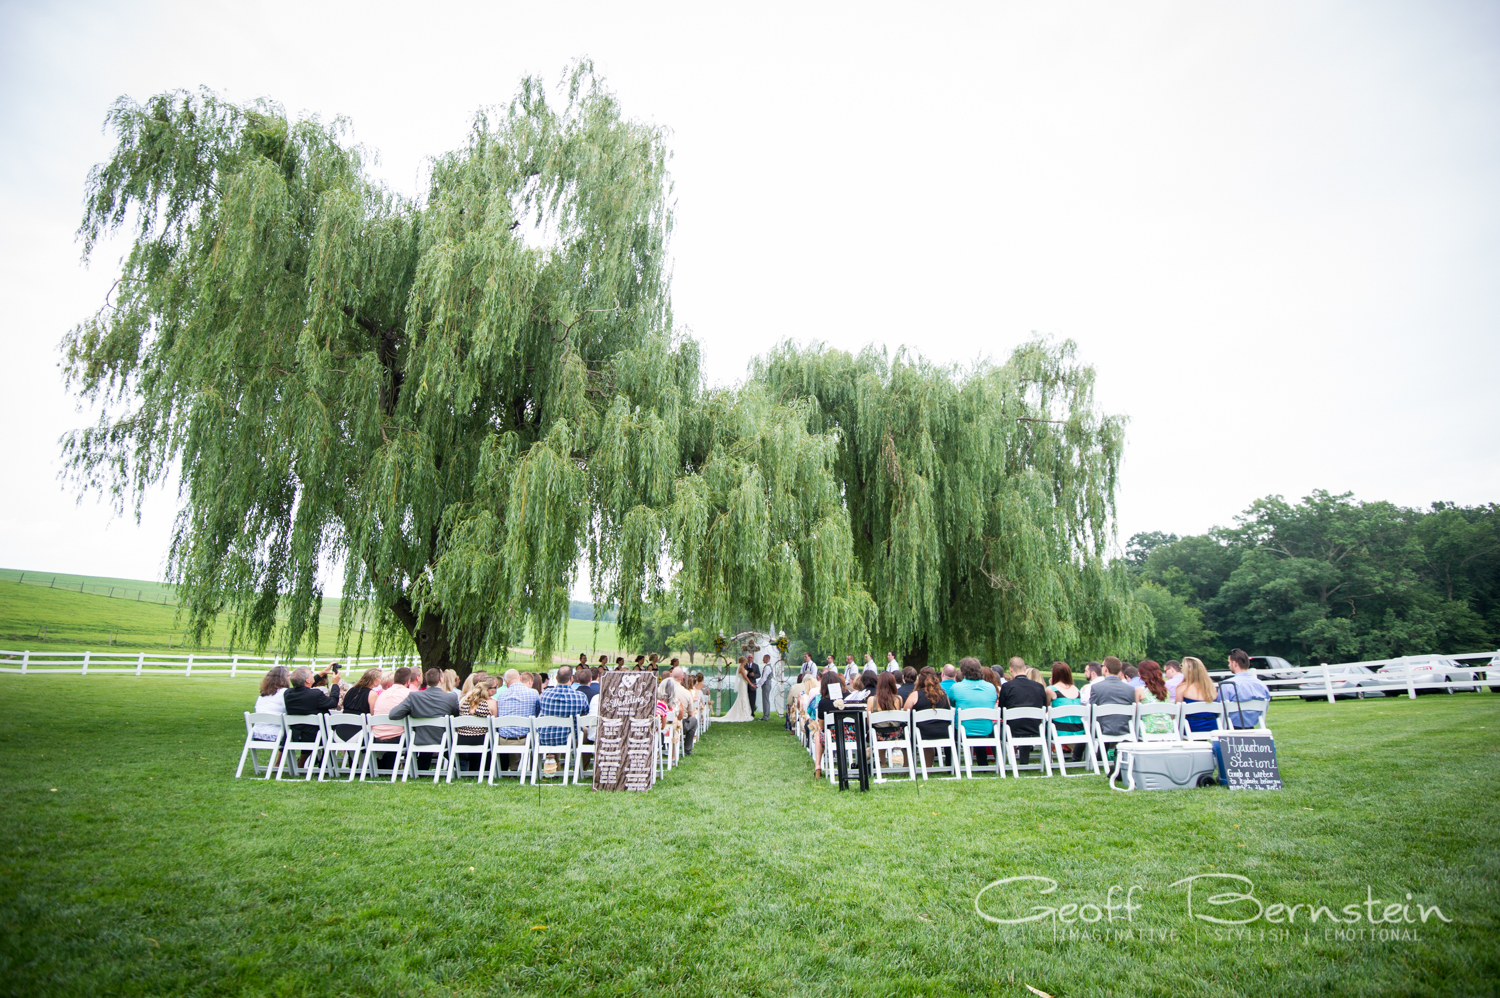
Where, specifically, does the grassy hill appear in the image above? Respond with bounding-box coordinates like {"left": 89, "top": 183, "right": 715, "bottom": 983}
{"left": 0, "top": 569, "right": 623, "bottom": 661}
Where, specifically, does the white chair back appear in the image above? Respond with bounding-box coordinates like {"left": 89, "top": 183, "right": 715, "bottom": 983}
{"left": 402, "top": 717, "right": 453, "bottom": 783}
{"left": 954, "top": 707, "right": 1003, "bottom": 779}
{"left": 487, "top": 715, "right": 532, "bottom": 784}
{"left": 573, "top": 715, "right": 600, "bottom": 785}
{"left": 1178, "top": 701, "right": 1226, "bottom": 740}
{"left": 446, "top": 713, "right": 494, "bottom": 783}
{"left": 530, "top": 717, "right": 576, "bottom": 785}
{"left": 277, "top": 713, "right": 327, "bottom": 781}
{"left": 1133, "top": 701, "right": 1182, "bottom": 742}
{"left": 866, "top": 710, "right": 913, "bottom": 783}
{"left": 1045, "top": 704, "right": 1098, "bottom": 777}
{"left": 236, "top": 711, "right": 285, "bottom": 779}
{"left": 909, "top": 708, "right": 958, "bottom": 780}
{"left": 320, "top": 713, "right": 370, "bottom": 782}
{"left": 1000, "top": 706, "right": 1052, "bottom": 777}
{"left": 362, "top": 714, "right": 408, "bottom": 782}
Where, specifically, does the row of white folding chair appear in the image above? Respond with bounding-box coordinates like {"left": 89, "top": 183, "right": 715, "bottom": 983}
{"left": 862, "top": 706, "right": 1099, "bottom": 782}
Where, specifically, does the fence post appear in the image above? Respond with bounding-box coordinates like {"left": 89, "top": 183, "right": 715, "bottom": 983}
{"left": 21, "top": 650, "right": 28, "bottom": 675}
{"left": 136, "top": 652, "right": 143, "bottom": 677}
{"left": 231, "top": 655, "right": 238, "bottom": 678}
{"left": 186, "top": 655, "right": 193, "bottom": 677}
{"left": 1406, "top": 661, "right": 1417, "bottom": 700}
{"left": 1322, "top": 664, "right": 1335, "bottom": 704}
{"left": 82, "top": 650, "right": 90, "bottom": 676}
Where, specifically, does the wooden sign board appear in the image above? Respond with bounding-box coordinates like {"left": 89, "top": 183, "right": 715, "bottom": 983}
{"left": 1214, "top": 732, "right": 1283, "bottom": 790}
{"left": 593, "top": 672, "right": 659, "bottom": 792}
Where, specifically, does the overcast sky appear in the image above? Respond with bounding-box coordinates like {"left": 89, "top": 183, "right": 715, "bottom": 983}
{"left": 1, "top": 0, "right": 1496, "bottom": 594}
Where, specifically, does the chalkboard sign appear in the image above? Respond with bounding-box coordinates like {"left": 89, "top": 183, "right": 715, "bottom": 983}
{"left": 1214, "top": 732, "right": 1282, "bottom": 790}
{"left": 593, "top": 672, "right": 659, "bottom": 792}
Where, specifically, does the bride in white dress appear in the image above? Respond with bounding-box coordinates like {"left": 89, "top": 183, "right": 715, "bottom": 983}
{"left": 717, "top": 658, "right": 756, "bottom": 722}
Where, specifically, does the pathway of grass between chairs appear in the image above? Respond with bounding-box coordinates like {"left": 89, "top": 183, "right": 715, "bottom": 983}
{"left": 0, "top": 678, "right": 1496, "bottom": 998}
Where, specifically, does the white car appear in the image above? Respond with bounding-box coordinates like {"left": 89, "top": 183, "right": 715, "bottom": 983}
{"left": 1374, "top": 656, "right": 1482, "bottom": 694}
{"left": 1297, "top": 665, "right": 1383, "bottom": 700}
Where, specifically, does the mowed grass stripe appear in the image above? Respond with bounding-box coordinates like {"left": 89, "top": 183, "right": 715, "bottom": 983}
{"left": 0, "top": 681, "right": 1496, "bottom": 996}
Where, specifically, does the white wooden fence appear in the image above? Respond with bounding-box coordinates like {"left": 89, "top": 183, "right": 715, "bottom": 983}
{"left": 0, "top": 649, "right": 1494, "bottom": 705}
{"left": 0, "top": 649, "right": 418, "bottom": 678}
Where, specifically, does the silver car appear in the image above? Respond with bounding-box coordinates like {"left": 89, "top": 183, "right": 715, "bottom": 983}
{"left": 1374, "top": 656, "right": 1483, "bottom": 694}
{"left": 1297, "top": 664, "right": 1383, "bottom": 700}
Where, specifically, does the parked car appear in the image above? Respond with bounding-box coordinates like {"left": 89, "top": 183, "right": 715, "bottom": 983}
{"left": 1487, "top": 653, "right": 1500, "bottom": 693}
{"left": 1297, "top": 664, "right": 1383, "bottom": 700}
{"left": 1248, "top": 656, "right": 1303, "bottom": 682}
{"left": 1374, "top": 656, "right": 1482, "bottom": 694}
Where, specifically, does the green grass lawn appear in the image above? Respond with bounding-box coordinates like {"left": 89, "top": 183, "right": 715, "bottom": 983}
{"left": 0, "top": 575, "right": 624, "bottom": 662}
{"left": 0, "top": 681, "right": 1495, "bottom": 997}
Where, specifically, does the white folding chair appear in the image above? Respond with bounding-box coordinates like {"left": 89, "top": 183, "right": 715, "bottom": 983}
{"left": 1133, "top": 701, "right": 1182, "bottom": 743}
{"left": 362, "top": 715, "right": 409, "bottom": 782}
{"left": 1178, "top": 701, "right": 1227, "bottom": 741}
{"left": 574, "top": 715, "right": 599, "bottom": 785}
{"left": 446, "top": 714, "right": 493, "bottom": 783}
{"left": 402, "top": 717, "right": 453, "bottom": 783}
{"left": 955, "top": 707, "right": 1003, "bottom": 779}
{"left": 488, "top": 715, "right": 532, "bottom": 783}
{"left": 867, "top": 711, "right": 913, "bottom": 783}
{"left": 1090, "top": 704, "right": 1136, "bottom": 767}
{"left": 1221, "top": 698, "right": 1270, "bottom": 730}
{"left": 1046, "top": 705, "right": 1098, "bottom": 776}
{"left": 910, "top": 708, "right": 959, "bottom": 779}
{"left": 1002, "top": 707, "right": 1053, "bottom": 778}
{"left": 236, "top": 711, "right": 285, "bottom": 779}
{"left": 319, "top": 713, "right": 370, "bottom": 782}
{"left": 530, "top": 717, "right": 575, "bottom": 785}
{"left": 276, "top": 713, "right": 327, "bottom": 781}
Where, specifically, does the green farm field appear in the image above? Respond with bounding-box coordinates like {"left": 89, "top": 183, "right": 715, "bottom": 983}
{"left": 0, "top": 681, "right": 1495, "bottom": 997}
{"left": 0, "top": 571, "right": 624, "bottom": 662}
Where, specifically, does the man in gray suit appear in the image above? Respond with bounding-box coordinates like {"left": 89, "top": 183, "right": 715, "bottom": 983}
{"left": 1089, "top": 657, "right": 1137, "bottom": 744}
{"left": 390, "top": 667, "right": 460, "bottom": 771}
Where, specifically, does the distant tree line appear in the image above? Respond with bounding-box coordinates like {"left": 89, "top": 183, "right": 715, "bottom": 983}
{"left": 1125, "top": 491, "right": 1500, "bottom": 665}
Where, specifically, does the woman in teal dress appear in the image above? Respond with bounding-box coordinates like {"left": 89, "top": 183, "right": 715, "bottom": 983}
{"left": 1045, "top": 662, "right": 1087, "bottom": 762}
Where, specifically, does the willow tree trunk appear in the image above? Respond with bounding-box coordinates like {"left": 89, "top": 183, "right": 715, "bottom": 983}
{"left": 391, "top": 598, "right": 474, "bottom": 680}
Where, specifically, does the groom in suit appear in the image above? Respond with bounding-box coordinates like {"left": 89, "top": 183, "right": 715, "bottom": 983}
{"left": 743, "top": 657, "right": 761, "bottom": 719}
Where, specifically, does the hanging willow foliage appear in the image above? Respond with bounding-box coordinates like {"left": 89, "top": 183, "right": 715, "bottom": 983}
{"left": 752, "top": 341, "right": 1148, "bottom": 667}
{"left": 62, "top": 65, "right": 874, "bottom": 673}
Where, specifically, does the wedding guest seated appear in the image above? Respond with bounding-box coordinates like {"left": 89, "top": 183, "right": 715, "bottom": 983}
{"left": 371, "top": 666, "right": 414, "bottom": 762}
{"left": 537, "top": 665, "right": 588, "bottom": 776}
{"left": 1134, "top": 660, "right": 1176, "bottom": 735}
{"left": 493, "top": 669, "right": 540, "bottom": 771}
{"left": 1000, "top": 659, "right": 1047, "bottom": 765}
{"left": 1124, "top": 663, "right": 1143, "bottom": 689}
{"left": 950, "top": 658, "right": 999, "bottom": 763}
{"left": 390, "top": 667, "right": 460, "bottom": 771}
{"left": 940, "top": 664, "right": 958, "bottom": 697}
{"left": 577, "top": 667, "right": 598, "bottom": 705}
{"left": 1163, "top": 660, "right": 1184, "bottom": 695}
{"left": 1217, "top": 649, "right": 1271, "bottom": 727}
{"left": 897, "top": 666, "right": 917, "bottom": 701}
{"left": 866, "top": 672, "right": 908, "bottom": 743}
{"left": 335, "top": 667, "right": 383, "bottom": 739}
{"left": 904, "top": 669, "right": 952, "bottom": 768}
{"left": 1176, "top": 656, "right": 1219, "bottom": 731}
{"left": 284, "top": 666, "right": 339, "bottom": 744}
{"left": 1089, "top": 657, "right": 1137, "bottom": 756}
{"left": 671, "top": 666, "right": 699, "bottom": 754}
{"left": 456, "top": 677, "right": 499, "bottom": 771}
{"left": 252, "top": 666, "right": 290, "bottom": 742}
{"left": 1045, "top": 662, "right": 1086, "bottom": 761}
{"left": 1079, "top": 661, "right": 1103, "bottom": 704}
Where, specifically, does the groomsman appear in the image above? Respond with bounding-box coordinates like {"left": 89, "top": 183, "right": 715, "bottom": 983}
{"left": 759, "top": 653, "right": 776, "bottom": 718}
{"left": 886, "top": 651, "right": 901, "bottom": 673}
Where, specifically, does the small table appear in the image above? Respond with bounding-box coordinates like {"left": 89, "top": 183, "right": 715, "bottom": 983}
{"left": 829, "top": 709, "right": 871, "bottom": 791}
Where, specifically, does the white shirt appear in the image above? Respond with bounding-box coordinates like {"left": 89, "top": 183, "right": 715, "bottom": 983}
{"left": 886, "top": 657, "right": 901, "bottom": 672}
{"left": 1165, "top": 673, "right": 1184, "bottom": 693}
{"left": 252, "top": 689, "right": 286, "bottom": 740}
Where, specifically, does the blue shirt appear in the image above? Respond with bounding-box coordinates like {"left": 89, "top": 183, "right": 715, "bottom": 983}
{"left": 537, "top": 684, "right": 589, "bottom": 744}
{"left": 1127, "top": 677, "right": 1145, "bottom": 689}
{"left": 940, "top": 679, "right": 957, "bottom": 699}
{"left": 494, "top": 682, "right": 540, "bottom": 738}
{"left": 1217, "top": 672, "right": 1272, "bottom": 728}
{"left": 949, "top": 679, "right": 998, "bottom": 736}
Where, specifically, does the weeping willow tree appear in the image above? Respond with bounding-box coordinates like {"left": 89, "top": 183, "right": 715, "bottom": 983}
{"left": 62, "top": 65, "right": 871, "bottom": 674}
{"left": 752, "top": 341, "right": 1148, "bottom": 668}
